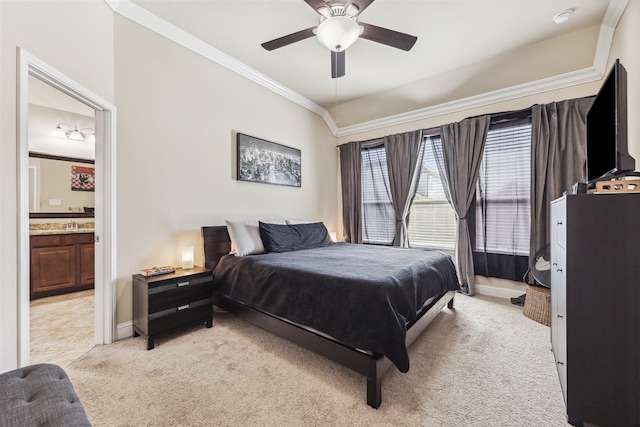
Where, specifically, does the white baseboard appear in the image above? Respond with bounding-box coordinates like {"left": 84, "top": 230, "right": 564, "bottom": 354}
{"left": 475, "top": 284, "right": 526, "bottom": 299}
{"left": 116, "top": 321, "right": 134, "bottom": 341}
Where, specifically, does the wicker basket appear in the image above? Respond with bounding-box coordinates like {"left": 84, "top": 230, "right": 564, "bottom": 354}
{"left": 523, "top": 285, "right": 551, "bottom": 327}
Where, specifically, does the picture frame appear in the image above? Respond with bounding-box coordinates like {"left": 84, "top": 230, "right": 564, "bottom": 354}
{"left": 236, "top": 133, "right": 301, "bottom": 187}
{"left": 71, "top": 165, "right": 95, "bottom": 192}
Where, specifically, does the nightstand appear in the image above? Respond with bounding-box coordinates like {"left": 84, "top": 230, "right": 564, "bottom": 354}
{"left": 132, "top": 266, "right": 213, "bottom": 350}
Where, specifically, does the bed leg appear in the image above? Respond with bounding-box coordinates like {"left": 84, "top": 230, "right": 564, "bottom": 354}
{"left": 447, "top": 294, "right": 455, "bottom": 309}
{"left": 366, "top": 378, "right": 381, "bottom": 409}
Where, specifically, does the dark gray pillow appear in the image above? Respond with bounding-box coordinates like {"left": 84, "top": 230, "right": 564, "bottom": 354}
{"left": 259, "top": 221, "right": 331, "bottom": 253}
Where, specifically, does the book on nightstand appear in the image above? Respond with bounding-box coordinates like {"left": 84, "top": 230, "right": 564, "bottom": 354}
{"left": 140, "top": 266, "right": 176, "bottom": 277}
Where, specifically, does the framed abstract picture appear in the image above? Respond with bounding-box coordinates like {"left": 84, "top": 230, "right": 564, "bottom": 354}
{"left": 236, "top": 133, "right": 301, "bottom": 187}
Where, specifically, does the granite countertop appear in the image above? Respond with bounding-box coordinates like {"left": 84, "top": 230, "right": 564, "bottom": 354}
{"left": 30, "top": 228, "right": 95, "bottom": 236}
{"left": 29, "top": 223, "right": 95, "bottom": 236}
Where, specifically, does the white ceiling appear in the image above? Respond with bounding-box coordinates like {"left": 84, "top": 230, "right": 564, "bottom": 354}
{"left": 30, "top": 0, "right": 615, "bottom": 131}
{"left": 128, "top": 0, "right": 611, "bottom": 123}
{"left": 29, "top": 76, "right": 95, "bottom": 117}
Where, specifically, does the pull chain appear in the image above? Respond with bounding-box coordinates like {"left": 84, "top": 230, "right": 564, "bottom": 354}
{"left": 334, "top": 77, "right": 339, "bottom": 125}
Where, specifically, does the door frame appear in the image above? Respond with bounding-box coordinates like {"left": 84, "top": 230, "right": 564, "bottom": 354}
{"left": 17, "top": 48, "right": 117, "bottom": 366}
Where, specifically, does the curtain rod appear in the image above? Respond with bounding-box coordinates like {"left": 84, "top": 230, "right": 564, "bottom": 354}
{"left": 336, "top": 136, "right": 383, "bottom": 148}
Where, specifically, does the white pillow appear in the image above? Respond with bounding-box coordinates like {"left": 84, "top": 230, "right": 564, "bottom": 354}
{"left": 225, "top": 219, "right": 286, "bottom": 257}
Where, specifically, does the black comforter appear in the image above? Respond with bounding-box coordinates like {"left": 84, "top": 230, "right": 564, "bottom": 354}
{"left": 212, "top": 243, "right": 459, "bottom": 372}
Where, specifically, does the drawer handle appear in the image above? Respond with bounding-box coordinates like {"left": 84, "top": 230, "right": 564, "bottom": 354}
{"left": 177, "top": 281, "right": 190, "bottom": 287}
{"left": 556, "top": 268, "right": 563, "bottom": 273}
{"left": 557, "top": 361, "right": 564, "bottom": 366}
{"left": 177, "top": 304, "right": 190, "bottom": 311}
{"left": 557, "top": 221, "right": 563, "bottom": 225}
{"left": 557, "top": 314, "right": 563, "bottom": 319}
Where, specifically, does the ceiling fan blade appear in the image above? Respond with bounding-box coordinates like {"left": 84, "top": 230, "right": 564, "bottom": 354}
{"left": 345, "top": 0, "right": 375, "bottom": 16}
{"left": 359, "top": 22, "right": 417, "bottom": 51}
{"left": 303, "top": 0, "right": 330, "bottom": 14}
{"left": 261, "top": 27, "right": 317, "bottom": 51}
{"left": 331, "top": 50, "right": 345, "bottom": 79}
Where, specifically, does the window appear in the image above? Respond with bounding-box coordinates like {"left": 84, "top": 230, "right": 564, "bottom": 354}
{"left": 475, "top": 118, "right": 532, "bottom": 256}
{"left": 408, "top": 135, "right": 457, "bottom": 252}
{"left": 361, "top": 146, "right": 394, "bottom": 245}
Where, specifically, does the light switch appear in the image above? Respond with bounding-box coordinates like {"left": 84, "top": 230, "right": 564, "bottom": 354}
{"left": 49, "top": 199, "right": 62, "bottom": 206}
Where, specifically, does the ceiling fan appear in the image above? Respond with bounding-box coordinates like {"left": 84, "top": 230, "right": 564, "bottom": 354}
{"left": 261, "top": 0, "right": 417, "bottom": 79}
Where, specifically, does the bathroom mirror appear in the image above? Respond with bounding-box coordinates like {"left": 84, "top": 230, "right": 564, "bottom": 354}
{"left": 29, "top": 152, "right": 95, "bottom": 218}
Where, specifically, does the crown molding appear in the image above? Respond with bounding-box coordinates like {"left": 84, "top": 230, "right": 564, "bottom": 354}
{"left": 336, "top": 66, "right": 603, "bottom": 137}
{"left": 105, "top": 0, "right": 626, "bottom": 138}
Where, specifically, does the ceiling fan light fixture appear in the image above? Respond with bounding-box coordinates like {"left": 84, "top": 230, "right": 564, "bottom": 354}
{"left": 317, "top": 6, "right": 332, "bottom": 18}
{"left": 316, "top": 16, "right": 360, "bottom": 52}
{"left": 345, "top": 4, "right": 359, "bottom": 17}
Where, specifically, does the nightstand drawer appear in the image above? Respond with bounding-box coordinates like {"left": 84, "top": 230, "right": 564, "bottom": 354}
{"left": 148, "top": 303, "right": 212, "bottom": 336}
{"left": 148, "top": 280, "right": 212, "bottom": 313}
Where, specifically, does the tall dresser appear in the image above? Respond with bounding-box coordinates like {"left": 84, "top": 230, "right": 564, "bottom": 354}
{"left": 550, "top": 193, "right": 640, "bottom": 426}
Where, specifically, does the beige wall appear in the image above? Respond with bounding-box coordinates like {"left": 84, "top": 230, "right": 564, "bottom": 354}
{"left": 112, "top": 15, "right": 338, "bottom": 325}
{"left": 1, "top": 0, "right": 337, "bottom": 371}
{"left": 1, "top": 0, "right": 115, "bottom": 371}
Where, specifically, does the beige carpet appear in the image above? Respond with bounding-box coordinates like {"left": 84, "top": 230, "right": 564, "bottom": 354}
{"left": 66, "top": 294, "right": 569, "bottom": 426}
{"left": 30, "top": 289, "right": 95, "bottom": 368}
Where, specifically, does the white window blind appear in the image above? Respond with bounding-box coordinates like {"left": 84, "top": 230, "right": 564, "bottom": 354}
{"left": 408, "top": 136, "right": 456, "bottom": 251}
{"left": 361, "top": 146, "right": 395, "bottom": 245}
{"left": 475, "top": 118, "right": 531, "bottom": 256}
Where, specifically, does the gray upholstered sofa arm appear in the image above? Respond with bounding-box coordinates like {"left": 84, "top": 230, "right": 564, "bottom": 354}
{"left": 0, "top": 363, "right": 90, "bottom": 426}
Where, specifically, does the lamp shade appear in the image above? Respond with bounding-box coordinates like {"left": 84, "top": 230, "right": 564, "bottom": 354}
{"left": 181, "top": 246, "right": 194, "bottom": 269}
{"left": 67, "top": 127, "right": 84, "bottom": 141}
{"left": 52, "top": 124, "right": 67, "bottom": 138}
{"left": 316, "top": 16, "right": 360, "bottom": 52}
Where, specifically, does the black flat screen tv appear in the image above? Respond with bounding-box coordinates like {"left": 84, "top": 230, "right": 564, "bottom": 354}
{"left": 586, "top": 59, "right": 635, "bottom": 182}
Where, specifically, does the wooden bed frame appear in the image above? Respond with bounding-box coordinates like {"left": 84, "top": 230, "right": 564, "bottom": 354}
{"left": 202, "top": 225, "right": 455, "bottom": 408}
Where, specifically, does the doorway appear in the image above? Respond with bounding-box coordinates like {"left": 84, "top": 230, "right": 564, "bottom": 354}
{"left": 17, "top": 48, "right": 117, "bottom": 367}
{"left": 27, "top": 84, "right": 97, "bottom": 365}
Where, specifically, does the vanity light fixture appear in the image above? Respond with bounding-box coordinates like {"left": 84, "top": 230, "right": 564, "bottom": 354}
{"left": 52, "top": 123, "right": 96, "bottom": 143}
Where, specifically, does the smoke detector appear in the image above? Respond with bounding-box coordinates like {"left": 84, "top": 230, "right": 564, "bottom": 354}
{"left": 553, "top": 8, "right": 575, "bottom": 24}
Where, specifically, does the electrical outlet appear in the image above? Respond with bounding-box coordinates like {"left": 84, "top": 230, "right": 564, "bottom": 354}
{"left": 49, "top": 199, "right": 62, "bottom": 206}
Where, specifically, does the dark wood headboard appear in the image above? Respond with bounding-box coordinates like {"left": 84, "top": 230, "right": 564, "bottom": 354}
{"left": 201, "top": 226, "right": 231, "bottom": 270}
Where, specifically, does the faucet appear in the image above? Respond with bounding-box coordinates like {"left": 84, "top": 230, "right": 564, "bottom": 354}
{"left": 66, "top": 219, "right": 78, "bottom": 231}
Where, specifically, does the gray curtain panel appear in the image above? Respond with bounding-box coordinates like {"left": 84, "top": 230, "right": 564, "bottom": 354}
{"left": 384, "top": 130, "right": 425, "bottom": 247}
{"left": 339, "top": 141, "right": 363, "bottom": 243}
{"left": 437, "top": 116, "right": 490, "bottom": 295}
{"left": 530, "top": 97, "right": 593, "bottom": 265}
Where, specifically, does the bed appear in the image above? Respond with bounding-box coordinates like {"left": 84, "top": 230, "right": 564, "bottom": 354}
{"left": 202, "top": 223, "right": 459, "bottom": 408}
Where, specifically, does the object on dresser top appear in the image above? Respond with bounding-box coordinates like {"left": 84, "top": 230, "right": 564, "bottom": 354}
{"left": 140, "top": 265, "right": 176, "bottom": 277}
